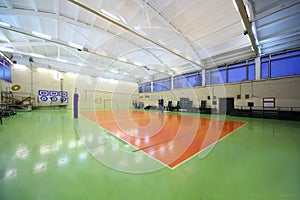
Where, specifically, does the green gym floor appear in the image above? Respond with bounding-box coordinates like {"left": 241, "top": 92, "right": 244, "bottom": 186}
{"left": 0, "top": 109, "right": 299, "bottom": 200}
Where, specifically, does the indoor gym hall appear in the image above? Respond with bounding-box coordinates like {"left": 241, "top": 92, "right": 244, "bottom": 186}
{"left": 0, "top": 0, "right": 300, "bottom": 199}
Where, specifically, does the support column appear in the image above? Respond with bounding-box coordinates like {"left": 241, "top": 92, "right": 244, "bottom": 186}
{"left": 151, "top": 81, "right": 153, "bottom": 92}
{"left": 255, "top": 57, "right": 261, "bottom": 80}
{"left": 202, "top": 69, "right": 206, "bottom": 86}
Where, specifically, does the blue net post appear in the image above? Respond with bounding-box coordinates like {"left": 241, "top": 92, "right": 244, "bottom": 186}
{"left": 73, "top": 89, "right": 78, "bottom": 119}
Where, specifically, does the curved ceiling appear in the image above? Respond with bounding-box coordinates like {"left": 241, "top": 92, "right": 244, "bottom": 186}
{"left": 0, "top": 0, "right": 299, "bottom": 82}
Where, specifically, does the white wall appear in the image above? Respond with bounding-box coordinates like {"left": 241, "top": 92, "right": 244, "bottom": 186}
{"left": 7, "top": 63, "right": 300, "bottom": 112}
{"left": 9, "top": 64, "right": 138, "bottom": 109}
{"left": 137, "top": 76, "right": 300, "bottom": 112}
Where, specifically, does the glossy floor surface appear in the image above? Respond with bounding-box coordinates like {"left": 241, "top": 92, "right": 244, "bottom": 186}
{"left": 0, "top": 110, "right": 300, "bottom": 199}
{"left": 80, "top": 110, "right": 245, "bottom": 168}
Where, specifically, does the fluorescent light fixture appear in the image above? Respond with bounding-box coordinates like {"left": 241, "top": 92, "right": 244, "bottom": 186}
{"left": 32, "top": 31, "right": 52, "bottom": 40}
{"left": 111, "top": 69, "right": 118, "bottom": 73}
{"left": 133, "top": 26, "right": 147, "bottom": 35}
{"left": 186, "top": 55, "right": 192, "bottom": 60}
{"left": 96, "top": 50, "right": 107, "bottom": 56}
{"left": 68, "top": 42, "right": 83, "bottom": 50}
{"left": 240, "top": 19, "right": 246, "bottom": 30}
{"left": 37, "top": 67, "right": 48, "bottom": 72}
{"left": 0, "top": 47, "right": 14, "bottom": 52}
{"left": 118, "top": 57, "right": 127, "bottom": 62}
{"left": 134, "top": 75, "right": 140, "bottom": 78}
{"left": 137, "top": 29, "right": 147, "bottom": 35}
{"left": 66, "top": 72, "right": 77, "bottom": 77}
{"left": 232, "top": 0, "right": 239, "bottom": 12}
{"left": 76, "top": 63, "right": 86, "bottom": 67}
{"left": 144, "top": 77, "right": 149, "bottom": 80}
{"left": 0, "top": 22, "right": 11, "bottom": 28}
{"left": 157, "top": 40, "right": 166, "bottom": 46}
{"left": 255, "top": 38, "right": 259, "bottom": 45}
{"left": 119, "top": 16, "right": 127, "bottom": 24}
{"left": 108, "top": 78, "right": 118, "bottom": 83}
{"left": 173, "top": 49, "right": 180, "bottom": 54}
{"left": 246, "top": 35, "right": 251, "bottom": 44}
{"left": 123, "top": 72, "right": 129, "bottom": 76}
{"left": 133, "top": 62, "right": 142, "bottom": 66}
{"left": 100, "top": 9, "right": 119, "bottom": 21}
{"left": 196, "top": 60, "right": 201, "bottom": 64}
{"left": 95, "top": 67, "right": 104, "bottom": 70}
{"left": 13, "top": 64, "right": 27, "bottom": 70}
{"left": 56, "top": 58, "right": 68, "bottom": 63}
{"left": 29, "top": 53, "right": 44, "bottom": 58}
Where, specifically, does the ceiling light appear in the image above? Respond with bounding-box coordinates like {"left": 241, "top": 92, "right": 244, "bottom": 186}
{"left": 232, "top": 0, "right": 239, "bottom": 12}
{"left": 119, "top": 16, "right": 127, "bottom": 24}
{"left": 118, "top": 57, "right": 127, "bottom": 62}
{"left": 100, "top": 9, "right": 119, "bottom": 21}
{"left": 173, "top": 49, "right": 180, "bottom": 54}
{"left": 29, "top": 53, "right": 44, "bottom": 58}
{"left": 56, "top": 58, "right": 68, "bottom": 63}
{"left": 32, "top": 31, "right": 52, "bottom": 40}
{"left": 157, "top": 40, "right": 166, "bottom": 46}
{"left": 95, "top": 67, "right": 104, "bottom": 70}
{"left": 186, "top": 55, "right": 192, "bottom": 60}
{"left": 37, "top": 68, "right": 48, "bottom": 72}
{"left": 13, "top": 64, "right": 27, "bottom": 70}
{"left": 0, "top": 22, "right": 11, "bottom": 28}
{"left": 0, "top": 47, "right": 14, "bottom": 52}
{"left": 240, "top": 19, "right": 246, "bottom": 30}
{"left": 133, "top": 62, "right": 142, "bottom": 66}
{"left": 133, "top": 26, "right": 147, "bottom": 35}
{"left": 66, "top": 72, "right": 77, "bottom": 77}
{"left": 68, "top": 42, "right": 83, "bottom": 50}
{"left": 76, "top": 63, "right": 86, "bottom": 67}
{"left": 111, "top": 69, "right": 118, "bottom": 73}
{"left": 96, "top": 50, "right": 107, "bottom": 56}
{"left": 123, "top": 72, "right": 129, "bottom": 76}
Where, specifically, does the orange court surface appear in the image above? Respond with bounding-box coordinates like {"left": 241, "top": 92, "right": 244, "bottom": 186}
{"left": 80, "top": 110, "right": 246, "bottom": 169}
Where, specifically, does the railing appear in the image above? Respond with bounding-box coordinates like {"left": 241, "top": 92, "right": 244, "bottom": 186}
{"left": 232, "top": 106, "right": 300, "bottom": 120}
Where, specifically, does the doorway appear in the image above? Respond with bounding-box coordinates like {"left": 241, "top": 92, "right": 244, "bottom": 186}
{"left": 219, "top": 98, "right": 234, "bottom": 115}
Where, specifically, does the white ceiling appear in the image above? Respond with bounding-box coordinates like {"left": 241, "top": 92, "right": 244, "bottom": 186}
{"left": 0, "top": 0, "right": 299, "bottom": 82}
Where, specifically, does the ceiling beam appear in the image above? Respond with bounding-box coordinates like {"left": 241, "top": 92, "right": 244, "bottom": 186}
{"left": 235, "top": 0, "right": 258, "bottom": 55}
{"left": 68, "top": 0, "right": 202, "bottom": 68}
{"left": 142, "top": 0, "right": 205, "bottom": 68}
{"left": 3, "top": 0, "right": 13, "bottom": 9}
{"left": 0, "top": 41, "right": 53, "bottom": 47}
{"left": 251, "top": 0, "right": 300, "bottom": 22}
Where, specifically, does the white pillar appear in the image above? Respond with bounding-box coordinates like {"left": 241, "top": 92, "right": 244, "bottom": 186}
{"left": 202, "top": 69, "right": 206, "bottom": 86}
{"left": 255, "top": 57, "right": 261, "bottom": 80}
{"left": 151, "top": 81, "right": 153, "bottom": 92}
